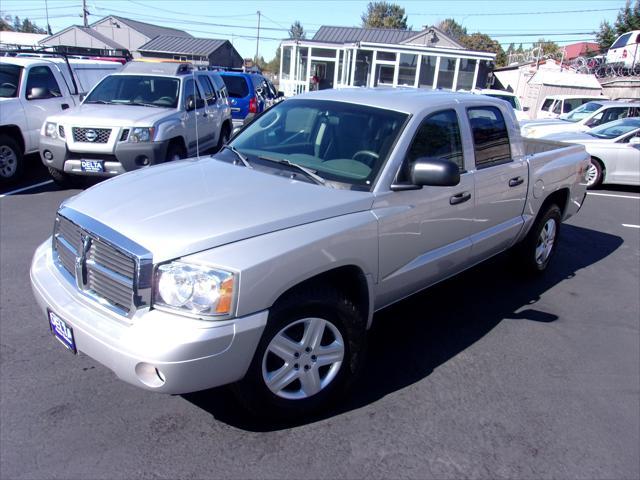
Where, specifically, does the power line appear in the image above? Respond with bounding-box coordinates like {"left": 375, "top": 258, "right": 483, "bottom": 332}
{"left": 408, "top": 7, "right": 620, "bottom": 16}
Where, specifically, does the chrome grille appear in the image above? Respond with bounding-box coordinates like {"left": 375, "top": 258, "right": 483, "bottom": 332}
{"left": 53, "top": 215, "right": 137, "bottom": 315}
{"left": 72, "top": 127, "right": 111, "bottom": 143}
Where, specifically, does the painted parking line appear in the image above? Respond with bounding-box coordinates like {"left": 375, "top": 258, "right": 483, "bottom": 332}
{"left": 0, "top": 180, "right": 54, "bottom": 199}
{"left": 622, "top": 224, "right": 640, "bottom": 229}
{"left": 587, "top": 192, "right": 640, "bottom": 200}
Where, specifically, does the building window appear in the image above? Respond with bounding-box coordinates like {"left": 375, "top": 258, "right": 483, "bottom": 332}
{"left": 311, "top": 48, "right": 337, "bottom": 58}
{"left": 376, "top": 51, "right": 396, "bottom": 62}
{"left": 375, "top": 64, "right": 395, "bottom": 85}
{"left": 282, "top": 46, "right": 292, "bottom": 80}
{"left": 354, "top": 50, "right": 373, "bottom": 87}
{"left": 456, "top": 58, "right": 476, "bottom": 90}
{"left": 398, "top": 53, "right": 417, "bottom": 86}
{"left": 297, "top": 47, "right": 308, "bottom": 81}
{"left": 475, "top": 60, "right": 492, "bottom": 89}
{"left": 418, "top": 55, "right": 436, "bottom": 89}
{"left": 436, "top": 57, "right": 456, "bottom": 90}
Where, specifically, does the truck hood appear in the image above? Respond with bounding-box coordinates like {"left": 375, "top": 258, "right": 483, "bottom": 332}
{"left": 48, "top": 103, "right": 174, "bottom": 127}
{"left": 62, "top": 157, "right": 375, "bottom": 262}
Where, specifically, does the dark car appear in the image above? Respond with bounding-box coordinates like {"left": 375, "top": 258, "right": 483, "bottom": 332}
{"left": 219, "top": 72, "right": 279, "bottom": 127}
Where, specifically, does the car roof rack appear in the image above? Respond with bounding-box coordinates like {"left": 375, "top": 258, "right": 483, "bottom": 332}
{"left": 122, "top": 61, "right": 193, "bottom": 75}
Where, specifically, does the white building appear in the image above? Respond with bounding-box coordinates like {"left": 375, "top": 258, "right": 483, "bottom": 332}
{"left": 279, "top": 26, "right": 496, "bottom": 96}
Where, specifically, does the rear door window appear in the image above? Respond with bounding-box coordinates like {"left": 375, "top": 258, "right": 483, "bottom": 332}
{"left": 467, "top": 106, "right": 512, "bottom": 168}
{"left": 541, "top": 98, "right": 554, "bottom": 111}
{"left": 611, "top": 32, "right": 632, "bottom": 49}
{"left": 221, "top": 75, "right": 249, "bottom": 98}
{"left": 197, "top": 74, "right": 216, "bottom": 105}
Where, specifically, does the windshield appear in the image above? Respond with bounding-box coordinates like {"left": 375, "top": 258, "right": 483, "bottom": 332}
{"left": 588, "top": 118, "right": 640, "bottom": 139}
{"left": 0, "top": 64, "right": 22, "bottom": 98}
{"left": 486, "top": 93, "right": 519, "bottom": 110}
{"left": 562, "top": 102, "right": 603, "bottom": 122}
{"left": 229, "top": 99, "right": 408, "bottom": 190}
{"left": 85, "top": 75, "right": 180, "bottom": 107}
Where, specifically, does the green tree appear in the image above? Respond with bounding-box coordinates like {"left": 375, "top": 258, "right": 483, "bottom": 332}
{"left": 462, "top": 33, "right": 506, "bottom": 66}
{"left": 265, "top": 48, "right": 281, "bottom": 74}
{"left": 596, "top": 0, "right": 640, "bottom": 50}
{"left": 534, "top": 38, "right": 560, "bottom": 57}
{"left": 20, "top": 18, "right": 46, "bottom": 34}
{"left": 361, "top": 1, "right": 408, "bottom": 29}
{"left": 289, "top": 21, "right": 305, "bottom": 40}
{"left": 436, "top": 18, "right": 467, "bottom": 43}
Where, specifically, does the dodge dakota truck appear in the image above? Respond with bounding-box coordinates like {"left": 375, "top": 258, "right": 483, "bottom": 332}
{"left": 31, "top": 89, "right": 589, "bottom": 417}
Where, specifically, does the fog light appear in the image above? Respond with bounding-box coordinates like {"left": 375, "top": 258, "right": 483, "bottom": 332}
{"left": 135, "top": 155, "right": 150, "bottom": 166}
{"left": 135, "top": 362, "right": 166, "bottom": 388}
{"left": 43, "top": 150, "right": 53, "bottom": 161}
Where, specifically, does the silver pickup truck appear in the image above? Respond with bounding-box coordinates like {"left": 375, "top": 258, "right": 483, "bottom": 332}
{"left": 31, "top": 89, "right": 589, "bottom": 417}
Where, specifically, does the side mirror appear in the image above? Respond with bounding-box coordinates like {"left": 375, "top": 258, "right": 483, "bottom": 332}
{"left": 186, "top": 95, "right": 196, "bottom": 111}
{"left": 411, "top": 158, "right": 460, "bottom": 187}
{"left": 523, "top": 106, "right": 530, "bottom": 112}
{"left": 27, "top": 87, "right": 51, "bottom": 100}
{"left": 277, "top": 91, "right": 285, "bottom": 98}
{"left": 629, "top": 136, "right": 640, "bottom": 145}
{"left": 79, "top": 93, "right": 87, "bottom": 102}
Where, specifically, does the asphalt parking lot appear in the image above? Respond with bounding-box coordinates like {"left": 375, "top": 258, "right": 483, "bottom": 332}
{"left": 1, "top": 171, "right": 638, "bottom": 479}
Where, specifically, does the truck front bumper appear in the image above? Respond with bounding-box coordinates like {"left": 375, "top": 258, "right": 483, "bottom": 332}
{"left": 30, "top": 240, "right": 268, "bottom": 394}
{"left": 40, "top": 137, "right": 170, "bottom": 177}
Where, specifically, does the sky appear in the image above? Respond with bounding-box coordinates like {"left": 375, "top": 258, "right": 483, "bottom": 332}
{"left": 0, "top": 0, "right": 628, "bottom": 60}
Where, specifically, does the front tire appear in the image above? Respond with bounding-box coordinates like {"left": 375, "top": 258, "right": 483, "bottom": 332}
{"left": 517, "top": 204, "right": 561, "bottom": 274}
{"left": 47, "top": 167, "right": 83, "bottom": 189}
{"left": 585, "top": 158, "right": 603, "bottom": 189}
{"left": 233, "top": 286, "right": 366, "bottom": 419}
{"left": 0, "top": 134, "right": 24, "bottom": 184}
{"left": 216, "top": 123, "right": 230, "bottom": 152}
{"left": 165, "top": 142, "right": 186, "bottom": 162}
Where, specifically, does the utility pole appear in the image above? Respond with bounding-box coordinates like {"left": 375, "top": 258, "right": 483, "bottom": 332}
{"left": 82, "top": 0, "right": 89, "bottom": 27}
{"left": 255, "top": 10, "right": 261, "bottom": 63}
{"left": 44, "top": 0, "right": 52, "bottom": 35}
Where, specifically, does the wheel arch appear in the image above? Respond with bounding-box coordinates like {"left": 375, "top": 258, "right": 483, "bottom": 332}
{"left": 271, "top": 265, "right": 373, "bottom": 330}
{"left": 540, "top": 187, "right": 570, "bottom": 219}
{"left": 0, "top": 125, "right": 25, "bottom": 153}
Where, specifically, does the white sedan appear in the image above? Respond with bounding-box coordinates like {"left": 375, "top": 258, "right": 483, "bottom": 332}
{"left": 543, "top": 118, "right": 640, "bottom": 188}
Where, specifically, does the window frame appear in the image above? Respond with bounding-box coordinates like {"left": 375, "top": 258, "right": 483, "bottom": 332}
{"left": 394, "top": 108, "right": 467, "bottom": 185}
{"left": 25, "top": 65, "right": 61, "bottom": 100}
{"left": 196, "top": 74, "right": 217, "bottom": 105}
{"left": 466, "top": 105, "right": 513, "bottom": 170}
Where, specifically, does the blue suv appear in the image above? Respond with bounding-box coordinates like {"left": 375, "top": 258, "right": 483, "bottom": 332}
{"left": 219, "top": 72, "right": 278, "bottom": 127}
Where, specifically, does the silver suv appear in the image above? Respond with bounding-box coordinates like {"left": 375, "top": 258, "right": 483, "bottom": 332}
{"left": 40, "top": 62, "right": 232, "bottom": 187}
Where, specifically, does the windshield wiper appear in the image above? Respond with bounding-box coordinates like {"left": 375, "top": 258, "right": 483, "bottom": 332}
{"left": 259, "top": 156, "right": 325, "bottom": 185}
{"left": 222, "top": 145, "right": 252, "bottom": 168}
{"left": 84, "top": 100, "right": 113, "bottom": 104}
{"left": 128, "top": 101, "right": 162, "bottom": 108}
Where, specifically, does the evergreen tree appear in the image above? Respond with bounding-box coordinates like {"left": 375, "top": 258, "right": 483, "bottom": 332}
{"left": 289, "top": 21, "right": 305, "bottom": 40}
{"left": 596, "top": 0, "right": 640, "bottom": 50}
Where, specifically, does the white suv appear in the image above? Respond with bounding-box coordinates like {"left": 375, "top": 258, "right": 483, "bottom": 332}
{"left": 40, "top": 61, "right": 232, "bottom": 187}
{"left": 606, "top": 30, "right": 640, "bottom": 67}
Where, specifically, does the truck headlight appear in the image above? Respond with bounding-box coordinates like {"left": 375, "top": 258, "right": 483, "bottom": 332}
{"left": 44, "top": 122, "right": 58, "bottom": 139}
{"left": 129, "top": 127, "right": 155, "bottom": 143}
{"left": 154, "top": 262, "right": 236, "bottom": 319}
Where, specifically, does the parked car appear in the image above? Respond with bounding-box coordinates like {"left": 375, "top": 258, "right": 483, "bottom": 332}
{"left": 31, "top": 89, "right": 589, "bottom": 417}
{"left": 39, "top": 61, "right": 232, "bottom": 187}
{"left": 219, "top": 71, "right": 275, "bottom": 127}
{"left": 544, "top": 117, "right": 640, "bottom": 188}
{"left": 471, "top": 88, "right": 528, "bottom": 121}
{"left": 536, "top": 94, "right": 607, "bottom": 120}
{"left": 521, "top": 100, "right": 640, "bottom": 138}
{"left": 0, "top": 56, "right": 121, "bottom": 183}
{"left": 606, "top": 30, "right": 640, "bottom": 68}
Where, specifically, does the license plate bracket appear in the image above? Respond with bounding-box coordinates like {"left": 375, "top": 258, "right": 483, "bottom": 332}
{"left": 48, "top": 310, "right": 77, "bottom": 354}
{"left": 80, "top": 160, "right": 104, "bottom": 173}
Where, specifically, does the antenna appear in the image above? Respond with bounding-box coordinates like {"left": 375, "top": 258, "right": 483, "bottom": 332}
{"left": 191, "top": 58, "right": 200, "bottom": 159}
{"left": 255, "top": 10, "right": 261, "bottom": 62}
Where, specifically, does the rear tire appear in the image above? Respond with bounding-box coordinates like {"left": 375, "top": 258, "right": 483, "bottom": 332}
{"left": 47, "top": 167, "right": 83, "bottom": 189}
{"left": 0, "top": 134, "right": 24, "bottom": 184}
{"left": 517, "top": 204, "right": 562, "bottom": 274}
{"left": 233, "top": 286, "right": 366, "bottom": 419}
{"left": 585, "top": 158, "right": 603, "bottom": 189}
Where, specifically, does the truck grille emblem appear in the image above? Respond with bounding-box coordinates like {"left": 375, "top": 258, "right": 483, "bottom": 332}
{"left": 85, "top": 129, "right": 98, "bottom": 142}
{"left": 75, "top": 234, "right": 92, "bottom": 289}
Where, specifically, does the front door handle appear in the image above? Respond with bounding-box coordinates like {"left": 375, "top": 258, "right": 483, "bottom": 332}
{"left": 61, "top": 104, "right": 69, "bottom": 110}
{"left": 450, "top": 191, "right": 471, "bottom": 205}
{"left": 509, "top": 176, "right": 524, "bottom": 187}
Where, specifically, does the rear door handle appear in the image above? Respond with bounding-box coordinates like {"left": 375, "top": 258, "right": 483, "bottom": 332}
{"left": 61, "top": 104, "right": 69, "bottom": 110}
{"left": 450, "top": 192, "right": 471, "bottom": 205}
{"left": 509, "top": 176, "right": 524, "bottom": 187}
